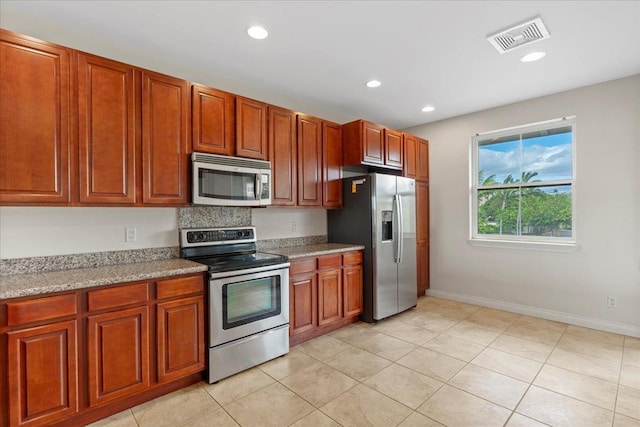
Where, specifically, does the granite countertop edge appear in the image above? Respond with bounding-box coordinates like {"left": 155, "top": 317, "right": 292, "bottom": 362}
{"left": 263, "top": 243, "right": 365, "bottom": 260}
{"left": 0, "top": 259, "right": 209, "bottom": 300}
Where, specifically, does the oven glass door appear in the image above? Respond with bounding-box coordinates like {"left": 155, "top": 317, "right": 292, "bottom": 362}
{"left": 223, "top": 276, "right": 281, "bottom": 329}
{"left": 210, "top": 265, "right": 289, "bottom": 347}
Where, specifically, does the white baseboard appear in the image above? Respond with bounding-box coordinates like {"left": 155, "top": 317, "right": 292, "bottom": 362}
{"left": 426, "top": 289, "right": 640, "bottom": 338}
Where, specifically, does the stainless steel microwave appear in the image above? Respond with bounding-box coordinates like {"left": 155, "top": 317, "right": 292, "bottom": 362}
{"left": 192, "top": 153, "right": 271, "bottom": 207}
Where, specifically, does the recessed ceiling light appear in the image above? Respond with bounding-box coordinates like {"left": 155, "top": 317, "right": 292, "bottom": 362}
{"left": 520, "top": 51, "right": 546, "bottom": 62}
{"left": 421, "top": 106, "right": 435, "bottom": 112}
{"left": 247, "top": 26, "right": 269, "bottom": 40}
{"left": 366, "top": 80, "right": 381, "bottom": 88}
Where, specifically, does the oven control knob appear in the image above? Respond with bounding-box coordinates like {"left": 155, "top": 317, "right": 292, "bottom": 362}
{"left": 237, "top": 231, "right": 243, "bottom": 238}
{"left": 243, "top": 230, "right": 251, "bottom": 237}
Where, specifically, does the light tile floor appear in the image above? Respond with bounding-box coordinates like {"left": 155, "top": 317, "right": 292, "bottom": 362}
{"left": 90, "top": 296, "right": 640, "bottom": 427}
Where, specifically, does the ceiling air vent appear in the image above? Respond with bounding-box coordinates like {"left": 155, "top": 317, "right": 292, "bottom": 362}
{"left": 487, "top": 16, "right": 550, "bottom": 54}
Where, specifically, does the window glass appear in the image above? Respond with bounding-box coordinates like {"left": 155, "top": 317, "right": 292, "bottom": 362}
{"left": 471, "top": 118, "right": 575, "bottom": 244}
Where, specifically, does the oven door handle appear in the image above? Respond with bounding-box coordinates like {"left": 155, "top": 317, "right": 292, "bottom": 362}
{"left": 255, "top": 173, "right": 262, "bottom": 201}
{"left": 208, "top": 262, "right": 290, "bottom": 279}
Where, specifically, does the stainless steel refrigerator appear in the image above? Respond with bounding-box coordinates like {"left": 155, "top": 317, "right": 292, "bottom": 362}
{"left": 328, "top": 173, "right": 417, "bottom": 322}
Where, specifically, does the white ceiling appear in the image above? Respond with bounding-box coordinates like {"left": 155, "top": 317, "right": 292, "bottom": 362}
{"left": 1, "top": 1, "right": 639, "bottom": 129}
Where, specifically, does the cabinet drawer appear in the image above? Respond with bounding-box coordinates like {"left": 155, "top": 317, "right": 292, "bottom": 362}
{"left": 157, "top": 275, "right": 204, "bottom": 300}
{"left": 290, "top": 258, "right": 316, "bottom": 275}
{"left": 317, "top": 254, "right": 342, "bottom": 270}
{"left": 87, "top": 282, "right": 149, "bottom": 312}
{"left": 7, "top": 293, "right": 77, "bottom": 326}
{"left": 343, "top": 251, "right": 363, "bottom": 266}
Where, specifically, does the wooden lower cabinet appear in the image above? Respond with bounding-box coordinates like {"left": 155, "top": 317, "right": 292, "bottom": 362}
{"left": 317, "top": 268, "right": 342, "bottom": 326}
{"left": 289, "top": 251, "right": 362, "bottom": 346}
{"left": 87, "top": 306, "right": 150, "bottom": 407}
{"left": 1, "top": 273, "right": 206, "bottom": 427}
{"left": 289, "top": 272, "right": 317, "bottom": 336}
{"left": 7, "top": 320, "right": 79, "bottom": 427}
{"left": 156, "top": 295, "right": 205, "bottom": 383}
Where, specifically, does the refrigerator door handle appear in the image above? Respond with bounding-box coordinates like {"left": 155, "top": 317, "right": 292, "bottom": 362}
{"left": 397, "top": 194, "right": 403, "bottom": 263}
{"left": 392, "top": 195, "right": 399, "bottom": 263}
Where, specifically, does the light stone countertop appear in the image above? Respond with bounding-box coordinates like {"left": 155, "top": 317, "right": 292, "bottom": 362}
{"left": 0, "top": 259, "right": 208, "bottom": 300}
{"left": 263, "top": 243, "right": 365, "bottom": 260}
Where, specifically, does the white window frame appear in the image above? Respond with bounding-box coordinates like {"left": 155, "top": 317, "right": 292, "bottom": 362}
{"left": 469, "top": 117, "right": 577, "bottom": 250}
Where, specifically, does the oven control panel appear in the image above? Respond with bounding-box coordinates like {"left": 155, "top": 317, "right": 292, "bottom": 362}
{"left": 181, "top": 227, "right": 256, "bottom": 247}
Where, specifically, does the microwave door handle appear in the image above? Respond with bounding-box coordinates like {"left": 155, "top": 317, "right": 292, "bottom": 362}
{"left": 255, "top": 173, "right": 262, "bottom": 200}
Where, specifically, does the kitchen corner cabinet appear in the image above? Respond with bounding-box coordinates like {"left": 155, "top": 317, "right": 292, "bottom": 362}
{"left": 141, "top": 71, "right": 191, "bottom": 205}
{"left": 322, "top": 121, "right": 343, "bottom": 208}
{"left": 236, "top": 96, "right": 268, "bottom": 160}
{"left": 0, "top": 29, "right": 72, "bottom": 205}
{"left": 297, "top": 114, "right": 323, "bottom": 207}
{"left": 269, "top": 106, "right": 298, "bottom": 206}
{"left": 77, "top": 53, "right": 138, "bottom": 204}
{"left": 289, "top": 251, "right": 363, "bottom": 346}
{"left": 342, "top": 119, "right": 403, "bottom": 170}
{"left": 191, "top": 84, "right": 235, "bottom": 156}
{"left": 0, "top": 273, "right": 205, "bottom": 427}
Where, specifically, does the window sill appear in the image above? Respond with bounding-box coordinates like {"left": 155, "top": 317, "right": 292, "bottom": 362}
{"left": 467, "top": 238, "right": 580, "bottom": 252}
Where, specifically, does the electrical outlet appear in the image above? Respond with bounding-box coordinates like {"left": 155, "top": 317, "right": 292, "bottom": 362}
{"left": 291, "top": 220, "right": 297, "bottom": 233}
{"left": 125, "top": 227, "right": 137, "bottom": 242}
{"left": 607, "top": 296, "right": 617, "bottom": 308}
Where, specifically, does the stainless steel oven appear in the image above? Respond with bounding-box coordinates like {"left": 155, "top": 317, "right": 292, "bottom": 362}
{"left": 180, "top": 227, "right": 290, "bottom": 383}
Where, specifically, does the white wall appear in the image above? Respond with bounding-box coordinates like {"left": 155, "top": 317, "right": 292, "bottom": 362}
{"left": 0, "top": 207, "right": 178, "bottom": 258}
{"left": 405, "top": 75, "right": 640, "bottom": 336}
{"left": 251, "top": 208, "right": 327, "bottom": 240}
{"left": 0, "top": 207, "right": 328, "bottom": 259}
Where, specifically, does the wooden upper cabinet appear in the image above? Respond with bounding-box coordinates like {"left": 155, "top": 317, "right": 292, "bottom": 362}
{"left": 77, "top": 54, "right": 137, "bottom": 204}
{"left": 268, "top": 106, "right": 297, "bottom": 206}
{"left": 342, "top": 119, "right": 402, "bottom": 170}
{"left": 404, "top": 133, "right": 428, "bottom": 181}
{"left": 403, "top": 133, "right": 418, "bottom": 179}
{"left": 191, "top": 84, "right": 235, "bottom": 156}
{"left": 384, "top": 128, "right": 403, "bottom": 169}
{"left": 297, "top": 114, "right": 323, "bottom": 207}
{"left": 322, "top": 121, "right": 342, "bottom": 208}
{"left": 416, "top": 138, "right": 429, "bottom": 182}
{"left": 0, "top": 29, "right": 71, "bottom": 204}
{"left": 236, "top": 96, "right": 268, "bottom": 160}
{"left": 141, "top": 70, "right": 190, "bottom": 205}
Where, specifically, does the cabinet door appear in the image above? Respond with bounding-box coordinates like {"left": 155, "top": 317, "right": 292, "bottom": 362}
{"left": 384, "top": 128, "right": 403, "bottom": 169}
{"left": 416, "top": 180, "right": 430, "bottom": 295}
{"left": 403, "top": 133, "right": 418, "bottom": 179}
{"left": 362, "top": 121, "right": 385, "bottom": 165}
{"left": 416, "top": 180, "right": 429, "bottom": 243}
{"left": 343, "top": 264, "right": 363, "bottom": 318}
{"left": 87, "top": 306, "right": 150, "bottom": 406}
{"left": 317, "top": 268, "right": 342, "bottom": 326}
{"left": 289, "top": 273, "right": 317, "bottom": 336}
{"left": 0, "top": 30, "right": 71, "bottom": 204}
{"left": 297, "top": 114, "right": 322, "bottom": 206}
{"left": 77, "top": 53, "right": 137, "bottom": 204}
{"left": 192, "top": 84, "right": 234, "bottom": 156}
{"left": 322, "top": 121, "right": 342, "bottom": 208}
{"left": 236, "top": 96, "right": 267, "bottom": 160}
{"left": 7, "top": 320, "right": 78, "bottom": 426}
{"left": 157, "top": 296, "right": 205, "bottom": 383}
{"left": 268, "top": 106, "right": 297, "bottom": 206}
{"left": 417, "top": 242, "right": 430, "bottom": 296}
{"left": 416, "top": 138, "right": 430, "bottom": 182}
{"left": 141, "top": 70, "right": 190, "bottom": 205}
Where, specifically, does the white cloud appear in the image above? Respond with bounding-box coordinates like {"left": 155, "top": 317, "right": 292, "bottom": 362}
{"left": 479, "top": 143, "right": 572, "bottom": 182}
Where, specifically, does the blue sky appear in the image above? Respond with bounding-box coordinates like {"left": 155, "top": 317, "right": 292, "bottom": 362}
{"left": 479, "top": 133, "right": 572, "bottom": 183}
